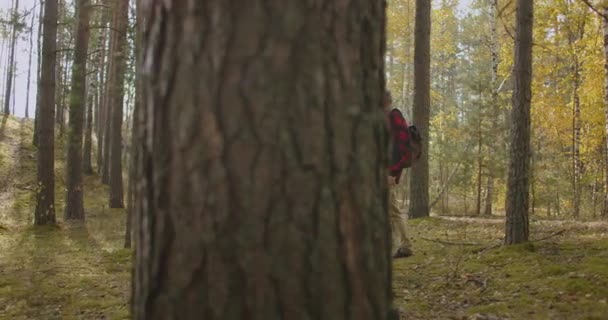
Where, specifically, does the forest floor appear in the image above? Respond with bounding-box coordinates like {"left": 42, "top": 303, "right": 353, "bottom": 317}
{"left": 0, "top": 115, "right": 130, "bottom": 319}
{"left": 1, "top": 115, "right": 608, "bottom": 319}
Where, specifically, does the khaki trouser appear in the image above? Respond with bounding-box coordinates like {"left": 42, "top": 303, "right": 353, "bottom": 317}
{"left": 389, "top": 185, "right": 411, "bottom": 255}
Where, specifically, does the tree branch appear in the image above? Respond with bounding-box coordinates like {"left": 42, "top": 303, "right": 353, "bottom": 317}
{"left": 579, "top": 0, "right": 608, "bottom": 20}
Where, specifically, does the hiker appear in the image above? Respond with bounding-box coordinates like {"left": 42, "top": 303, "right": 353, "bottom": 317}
{"left": 384, "top": 90, "right": 421, "bottom": 259}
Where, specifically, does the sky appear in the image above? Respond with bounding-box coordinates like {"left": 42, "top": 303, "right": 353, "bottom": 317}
{"left": 1, "top": 0, "right": 474, "bottom": 119}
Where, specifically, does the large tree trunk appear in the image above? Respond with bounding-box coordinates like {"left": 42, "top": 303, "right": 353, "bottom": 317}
{"left": 410, "top": 0, "right": 431, "bottom": 219}
{"left": 64, "top": 0, "right": 91, "bottom": 221}
{"left": 34, "top": 0, "right": 58, "bottom": 225}
{"left": 108, "top": 0, "right": 127, "bottom": 208}
{"left": 505, "top": 0, "right": 534, "bottom": 245}
{"left": 3, "top": 0, "right": 20, "bottom": 115}
{"left": 131, "top": 1, "right": 391, "bottom": 319}
{"left": 25, "top": 7, "right": 35, "bottom": 119}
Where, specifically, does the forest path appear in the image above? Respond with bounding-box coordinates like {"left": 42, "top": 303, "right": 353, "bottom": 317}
{"left": 0, "top": 115, "right": 130, "bottom": 320}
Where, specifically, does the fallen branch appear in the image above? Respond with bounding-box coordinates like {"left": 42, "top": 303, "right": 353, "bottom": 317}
{"left": 532, "top": 229, "right": 566, "bottom": 242}
{"left": 420, "top": 237, "right": 482, "bottom": 246}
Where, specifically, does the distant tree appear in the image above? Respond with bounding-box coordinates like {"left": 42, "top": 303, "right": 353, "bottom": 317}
{"left": 25, "top": 5, "right": 35, "bottom": 119}
{"left": 3, "top": 0, "right": 20, "bottom": 115}
{"left": 131, "top": 1, "right": 391, "bottom": 318}
{"left": 108, "top": 0, "right": 128, "bottom": 208}
{"left": 34, "top": 0, "right": 58, "bottom": 225}
{"left": 64, "top": 0, "right": 91, "bottom": 221}
{"left": 505, "top": 0, "right": 534, "bottom": 244}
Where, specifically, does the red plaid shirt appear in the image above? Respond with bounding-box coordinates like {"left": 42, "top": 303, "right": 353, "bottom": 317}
{"left": 387, "top": 108, "right": 411, "bottom": 184}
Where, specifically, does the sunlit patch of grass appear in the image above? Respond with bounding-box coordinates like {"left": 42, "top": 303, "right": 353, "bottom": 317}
{"left": 0, "top": 117, "right": 131, "bottom": 319}
{"left": 396, "top": 217, "right": 608, "bottom": 319}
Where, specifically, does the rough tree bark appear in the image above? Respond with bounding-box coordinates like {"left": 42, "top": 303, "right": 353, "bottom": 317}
{"left": 3, "top": 0, "right": 20, "bottom": 115}
{"left": 131, "top": 1, "right": 392, "bottom": 319}
{"left": 505, "top": 0, "right": 534, "bottom": 245}
{"left": 64, "top": 0, "right": 91, "bottom": 221}
{"left": 108, "top": 0, "right": 127, "bottom": 208}
{"left": 410, "top": 0, "right": 431, "bottom": 218}
{"left": 34, "top": 0, "right": 58, "bottom": 225}
{"left": 83, "top": 83, "right": 94, "bottom": 175}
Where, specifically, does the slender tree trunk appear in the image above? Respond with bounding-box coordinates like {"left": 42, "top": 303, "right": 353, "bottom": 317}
{"left": 108, "top": 0, "right": 128, "bottom": 208}
{"left": 410, "top": 0, "right": 432, "bottom": 219}
{"left": 33, "top": 0, "right": 44, "bottom": 146}
{"left": 101, "top": 0, "right": 115, "bottom": 183}
{"left": 64, "top": 0, "right": 91, "bottom": 221}
{"left": 3, "top": 0, "right": 20, "bottom": 115}
{"left": 126, "top": 0, "right": 144, "bottom": 249}
{"left": 35, "top": 0, "right": 58, "bottom": 225}
{"left": 573, "top": 59, "right": 581, "bottom": 219}
{"left": 83, "top": 84, "right": 94, "bottom": 174}
{"left": 602, "top": 6, "right": 608, "bottom": 218}
{"left": 505, "top": 0, "right": 534, "bottom": 245}
{"left": 25, "top": 7, "right": 36, "bottom": 119}
{"left": 96, "top": 1, "right": 109, "bottom": 173}
{"left": 484, "top": 0, "right": 500, "bottom": 216}
{"left": 476, "top": 115, "right": 483, "bottom": 216}
{"left": 132, "top": 1, "right": 391, "bottom": 319}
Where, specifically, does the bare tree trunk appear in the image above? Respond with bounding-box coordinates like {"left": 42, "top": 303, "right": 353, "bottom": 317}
{"left": 505, "top": 0, "right": 534, "bottom": 245}
{"left": 33, "top": 0, "right": 44, "bottom": 146}
{"left": 476, "top": 115, "right": 483, "bottom": 216}
{"left": 132, "top": 1, "right": 391, "bottom": 319}
{"left": 3, "top": 0, "right": 20, "bottom": 115}
{"left": 96, "top": 1, "right": 110, "bottom": 173}
{"left": 484, "top": 0, "right": 500, "bottom": 216}
{"left": 64, "top": 0, "right": 91, "bottom": 221}
{"left": 573, "top": 59, "right": 582, "bottom": 218}
{"left": 83, "top": 83, "right": 94, "bottom": 175}
{"left": 25, "top": 6, "right": 36, "bottom": 119}
{"left": 410, "top": 0, "right": 431, "bottom": 219}
{"left": 108, "top": 0, "right": 127, "bottom": 208}
{"left": 35, "top": 0, "right": 58, "bottom": 225}
{"left": 602, "top": 6, "right": 608, "bottom": 218}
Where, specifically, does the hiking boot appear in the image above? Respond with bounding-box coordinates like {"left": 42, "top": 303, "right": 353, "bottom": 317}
{"left": 393, "top": 247, "right": 413, "bottom": 259}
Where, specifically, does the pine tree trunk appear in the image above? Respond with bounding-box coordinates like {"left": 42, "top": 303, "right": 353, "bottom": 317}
{"left": 476, "top": 115, "right": 483, "bottom": 216}
{"left": 573, "top": 59, "right": 581, "bottom": 218}
{"left": 101, "top": 0, "right": 116, "bottom": 184}
{"left": 33, "top": 0, "right": 44, "bottom": 146}
{"left": 108, "top": 0, "right": 127, "bottom": 208}
{"left": 602, "top": 6, "right": 608, "bottom": 218}
{"left": 83, "top": 84, "right": 94, "bottom": 175}
{"left": 505, "top": 0, "right": 534, "bottom": 245}
{"left": 96, "top": 2, "right": 109, "bottom": 173}
{"left": 25, "top": 7, "right": 36, "bottom": 119}
{"left": 484, "top": 0, "right": 499, "bottom": 216}
{"left": 3, "top": 0, "right": 20, "bottom": 115}
{"left": 131, "top": 1, "right": 391, "bottom": 318}
{"left": 410, "top": 0, "right": 432, "bottom": 219}
{"left": 35, "top": 0, "right": 58, "bottom": 225}
{"left": 64, "top": 0, "right": 91, "bottom": 221}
